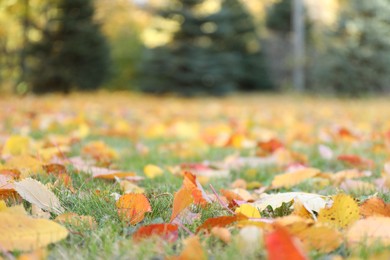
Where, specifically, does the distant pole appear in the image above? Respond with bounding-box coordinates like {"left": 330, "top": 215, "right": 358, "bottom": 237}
{"left": 292, "top": 0, "right": 305, "bottom": 92}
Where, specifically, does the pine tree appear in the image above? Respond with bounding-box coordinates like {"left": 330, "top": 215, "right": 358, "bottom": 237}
{"left": 139, "top": 0, "right": 273, "bottom": 96}
{"left": 313, "top": 0, "right": 390, "bottom": 95}
{"left": 27, "top": 0, "right": 110, "bottom": 93}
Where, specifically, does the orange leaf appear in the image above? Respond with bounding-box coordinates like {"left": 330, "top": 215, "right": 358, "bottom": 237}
{"left": 337, "top": 154, "right": 374, "bottom": 169}
{"left": 0, "top": 169, "right": 21, "bottom": 179}
{"left": 360, "top": 197, "right": 390, "bottom": 218}
{"left": 183, "top": 171, "right": 211, "bottom": 206}
{"left": 176, "top": 236, "right": 207, "bottom": 260}
{"left": 265, "top": 225, "right": 307, "bottom": 260}
{"left": 43, "top": 164, "right": 68, "bottom": 175}
{"left": 258, "top": 138, "right": 284, "bottom": 154}
{"left": 196, "top": 215, "right": 246, "bottom": 233}
{"left": 170, "top": 186, "right": 193, "bottom": 222}
{"left": 271, "top": 168, "right": 320, "bottom": 189}
{"left": 132, "top": 223, "right": 178, "bottom": 242}
{"left": 116, "top": 193, "right": 151, "bottom": 225}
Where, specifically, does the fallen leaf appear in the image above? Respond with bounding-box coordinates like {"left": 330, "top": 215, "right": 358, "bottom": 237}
{"left": 337, "top": 154, "right": 374, "bottom": 169}
{"left": 14, "top": 178, "right": 64, "bottom": 214}
{"left": 196, "top": 215, "right": 245, "bottom": 233}
{"left": 265, "top": 224, "right": 307, "bottom": 260}
{"left": 211, "top": 227, "right": 231, "bottom": 243}
{"left": 116, "top": 193, "right": 151, "bottom": 225}
{"left": 318, "top": 194, "right": 359, "bottom": 228}
{"left": 132, "top": 223, "right": 178, "bottom": 242}
{"left": 176, "top": 236, "right": 207, "bottom": 260}
{"left": 144, "top": 164, "right": 164, "bottom": 179}
{"left": 340, "top": 179, "right": 376, "bottom": 194}
{"left": 271, "top": 168, "right": 321, "bottom": 189}
{"left": 5, "top": 155, "right": 43, "bottom": 178}
{"left": 253, "top": 192, "right": 327, "bottom": 213}
{"left": 182, "top": 171, "right": 211, "bottom": 206}
{"left": 0, "top": 207, "right": 68, "bottom": 251}
{"left": 346, "top": 216, "right": 390, "bottom": 247}
{"left": 2, "top": 135, "right": 32, "bottom": 157}
{"left": 360, "top": 197, "right": 390, "bottom": 217}
{"left": 235, "top": 204, "right": 261, "bottom": 218}
{"left": 120, "top": 181, "right": 145, "bottom": 194}
{"left": 170, "top": 186, "right": 193, "bottom": 222}
{"left": 55, "top": 212, "right": 97, "bottom": 229}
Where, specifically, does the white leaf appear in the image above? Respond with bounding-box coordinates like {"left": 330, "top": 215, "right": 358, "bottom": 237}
{"left": 14, "top": 178, "right": 64, "bottom": 214}
{"left": 253, "top": 192, "right": 328, "bottom": 213}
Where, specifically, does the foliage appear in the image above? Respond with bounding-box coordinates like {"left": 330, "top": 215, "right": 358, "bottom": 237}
{"left": 139, "top": 0, "right": 273, "bottom": 96}
{"left": 311, "top": 0, "right": 390, "bottom": 95}
{"left": 26, "top": 0, "right": 110, "bottom": 93}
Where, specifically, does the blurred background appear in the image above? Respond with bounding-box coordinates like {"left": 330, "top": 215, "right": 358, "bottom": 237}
{"left": 0, "top": 0, "right": 389, "bottom": 96}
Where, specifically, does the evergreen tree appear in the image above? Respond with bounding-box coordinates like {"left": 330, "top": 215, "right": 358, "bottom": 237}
{"left": 313, "top": 0, "right": 390, "bottom": 95}
{"left": 27, "top": 0, "right": 110, "bottom": 93}
{"left": 266, "top": 0, "right": 292, "bottom": 34}
{"left": 139, "top": 0, "right": 273, "bottom": 96}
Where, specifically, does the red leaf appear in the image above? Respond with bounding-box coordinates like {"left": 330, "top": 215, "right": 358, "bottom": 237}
{"left": 265, "top": 225, "right": 307, "bottom": 260}
{"left": 258, "top": 138, "right": 284, "bottom": 154}
{"left": 133, "top": 223, "right": 178, "bottom": 242}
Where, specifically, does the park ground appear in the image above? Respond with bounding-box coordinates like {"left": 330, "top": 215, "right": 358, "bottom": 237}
{"left": 1, "top": 93, "right": 390, "bottom": 259}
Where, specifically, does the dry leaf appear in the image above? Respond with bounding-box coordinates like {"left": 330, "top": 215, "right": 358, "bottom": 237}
{"left": 318, "top": 194, "right": 359, "bottom": 229}
{"left": 196, "top": 215, "right": 246, "bottom": 233}
{"left": 144, "top": 164, "right": 164, "bottom": 179}
{"left": 132, "top": 223, "right": 178, "bottom": 242}
{"left": 176, "top": 236, "right": 207, "bottom": 260}
{"left": 55, "top": 212, "right": 97, "bottom": 229}
{"left": 235, "top": 204, "right": 261, "bottom": 218}
{"left": 211, "top": 227, "right": 231, "bottom": 243}
{"left": 253, "top": 192, "right": 327, "bottom": 213}
{"left": 360, "top": 197, "right": 390, "bottom": 217}
{"left": 271, "top": 168, "right": 321, "bottom": 189}
{"left": 0, "top": 207, "right": 68, "bottom": 251}
{"left": 265, "top": 224, "right": 307, "bottom": 260}
{"left": 14, "top": 178, "right": 64, "bottom": 214}
{"left": 347, "top": 217, "right": 390, "bottom": 247}
{"left": 170, "top": 187, "right": 193, "bottom": 222}
{"left": 2, "top": 135, "right": 32, "bottom": 157}
{"left": 116, "top": 193, "right": 151, "bottom": 225}
{"left": 5, "top": 156, "right": 43, "bottom": 178}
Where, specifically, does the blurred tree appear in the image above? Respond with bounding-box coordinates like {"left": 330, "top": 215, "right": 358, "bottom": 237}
{"left": 312, "top": 0, "right": 390, "bottom": 95}
{"left": 27, "top": 0, "right": 110, "bottom": 93}
{"left": 266, "top": 0, "right": 292, "bottom": 34}
{"left": 139, "top": 0, "right": 273, "bottom": 96}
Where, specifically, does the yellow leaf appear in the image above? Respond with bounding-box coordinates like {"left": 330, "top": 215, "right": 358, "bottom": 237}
{"left": 55, "top": 212, "right": 97, "bottom": 229}
{"left": 120, "top": 181, "right": 145, "bottom": 194}
{"left": 0, "top": 211, "right": 68, "bottom": 251}
{"left": 4, "top": 155, "right": 43, "bottom": 178}
{"left": 271, "top": 168, "right": 321, "bottom": 189}
{"left": 235, "top": 204, "right": 261, "bottom": 218}
{"left": 347, "top": 217, "right": 390, "bottom": 247}
{"left": 2, "top": 135, "right": 32, "bottom": 157}
{"left": 144, "top": 164, "right": 164, "bottom": 179}
{"left": 318, "top": 194, "right": 359, "bottom": 228}
{"left": 295, "top": 224, "right": 342, "bottom": 253}
{"left": 0, "top": 200, "right": 6, "bottom": 210}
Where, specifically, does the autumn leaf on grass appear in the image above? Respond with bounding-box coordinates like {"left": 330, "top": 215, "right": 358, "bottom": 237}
{"left": 265, "top": 224, "right": 307, "bottom": 260}
{"left": 347, "top": 216, "right": 390, "bottom": 247}
{"left": 271, "top": 168, "right": 321, "bottom": 189}
{"left": 211, "top": 227, "right": 231, "bottom": 243}
{"left": 337, "top": 154, "right": 374, "bottom": 169}
{"left": 318, "top": 194, "right": 359, "bottom": 229}
{"left": 4, "top": 155, "right": 43, "bottom": 178}
{"left": 253, "top": 192, "right": 327, "bottom": 213}
{"left": 174, "top": 236, "right": 207, "bottom": 260}
{"left": 170, "top": 186, "right": 193, "bottom": 222}
{"left": 55, "top": 212, "right": 97, "bottom": 229}
{"left": 144, "top": 164, "right": 164, "bottom": 179}
{"left": 2, "top": 135, "right": 32, "bottom": 157}
{"left": 0, "top": 205, "right": 68, "bottom": 251}
{"left": 132, "top": 223, "right": 178, "bottom": 242}
{"left": 183, "top": 172, "right": 211, "bottom": 206}
{"left": 0, "top": 175, "right": 17, "bottom": 199}
{"left": 235, "top": 204, "right": 261, "bottom": 218}
{"left": 14, "top": 178, "right": 64, "bottom": 214}
{"left": 360, "top": 197, "right": 390, "bottom": 217}
{"left": 196, "top": 215, "right": 247, "bottom": 233}
{"left": 116, "top": 193, "right": 151, "bottom": 225}
{"left": 340, "top": 179, "right": 376, "bottom": 194}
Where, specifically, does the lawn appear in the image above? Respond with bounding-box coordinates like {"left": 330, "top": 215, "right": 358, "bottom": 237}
{"left": 1, "top": 93, "right": 390, "bottom": 259}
